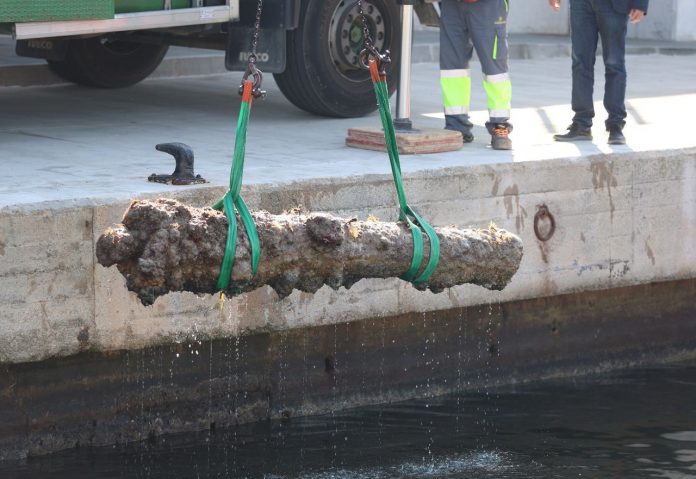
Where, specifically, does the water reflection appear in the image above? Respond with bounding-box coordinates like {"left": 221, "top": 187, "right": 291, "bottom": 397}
{"left": 265, "top": 451, "right": 515, "bottom": 479}
{"left": 2, "top": 361, "right": 695, "bottom": 479}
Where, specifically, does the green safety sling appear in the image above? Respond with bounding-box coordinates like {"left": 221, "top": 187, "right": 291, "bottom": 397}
{"left": 367, "top": 58, "right": 440, "bottom": 283}
{"left": 214, "top": 0, "right": 263, "bottom": 293}
{"left": 213, "top": 58, "right": 440, "bottom": 291}
{"left": 212, "top": 79, "right": 261, "bottom": 292}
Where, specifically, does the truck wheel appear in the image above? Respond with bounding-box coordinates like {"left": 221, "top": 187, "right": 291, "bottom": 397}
{"left": 274, "top": 0, "right": 400, "bottom": 118}
{"left": 47, "top": 38, "right": 168, "bottom": 88}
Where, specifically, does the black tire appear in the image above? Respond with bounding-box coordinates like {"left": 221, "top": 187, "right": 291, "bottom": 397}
{"left": 47, "top": 38, "right": 169, "bottom": 88}
{"left": 274, "top": 0, "right": 401, "bottom": 118}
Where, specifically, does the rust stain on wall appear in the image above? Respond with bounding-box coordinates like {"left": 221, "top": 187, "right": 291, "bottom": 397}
{"left": 503, "top": 184, "right": 528, "bottom": 232}
{"left": 590, "top": 160, "right": 618, "bottom": 220}
{"left": 84, "top": 219, "right": 93, "bottom": 241}
{"left": 40, "top": 302, "right": 49, "bottom": 330}
{"left": 491, "top": 175, "right": 501, "bottom": 196}
{"left": 645, "top": 240, "right": 656, "bottom": 266}
{"left": 503, "top": 184, "right": 516, "bottom": 217}
{"left": 538, "top": 241, "right": 550, "bottom": 263}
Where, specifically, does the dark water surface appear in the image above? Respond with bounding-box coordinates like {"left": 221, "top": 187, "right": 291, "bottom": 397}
{"left": 3, "top": 361, "right": 696, "bottom": 478}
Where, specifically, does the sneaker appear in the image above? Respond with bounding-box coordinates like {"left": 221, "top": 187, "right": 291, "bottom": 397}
{"left": 553, "top": 123, "right": 592, "bottom": 142}
{"left": 491, "top": 124, "right": 512, "bottom": 150}
{"left": 607, "top": 126, "right": 626, "bottom": 145}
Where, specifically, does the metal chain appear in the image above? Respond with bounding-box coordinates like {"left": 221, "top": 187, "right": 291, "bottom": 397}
{"left": 249, "top": 0, "right": 263, "bottom": 63}
{"left": 357, "top": 0, "right": 390, "bottom": 73}
{"left": 240, "top": 0, "right": 266, "bottom": 98}
{"left": 357, "top": 0, "right": 373, "bottom": 51}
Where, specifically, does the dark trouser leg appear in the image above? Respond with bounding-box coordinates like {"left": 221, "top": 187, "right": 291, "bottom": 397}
{"left": 469, "top": 0, "right": 512, "bottom": 133}
{"left": 596, "top": 1, "right": 628, "bottom": 129}
{"left": 440, "top": 0, "right": 474, "bottom": 135}
{"left": 570, "top": 0, "right": 599, "bottom": 129}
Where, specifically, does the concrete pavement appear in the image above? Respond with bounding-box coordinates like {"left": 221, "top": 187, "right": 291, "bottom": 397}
{"left": 1, "top": 53, "right": 695, "bottom": 209}
{"left": 2, "top": 30, "right": 695, "bottom": 86}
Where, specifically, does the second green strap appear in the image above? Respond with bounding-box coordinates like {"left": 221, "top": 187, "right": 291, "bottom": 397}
{"left": 370, "top": 61, "right": 440, "bottom": 284}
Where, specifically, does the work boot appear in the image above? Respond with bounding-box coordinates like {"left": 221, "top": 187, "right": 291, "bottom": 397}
{"left": 607, "top": 125, "right": 626, "bottom": 145}
{"left": 553, "top": 123, "right": 592, "bottom": 142}
{"left": 491, "top": 124, "right": 512, "bottom": 150}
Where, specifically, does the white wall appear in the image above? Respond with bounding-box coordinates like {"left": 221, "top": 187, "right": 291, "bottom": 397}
{"left": 627, "top": 0, "right": 677, "bottom": 40}
{"left": 508, "top": 0, "right": 570, "bottom": 35}
{"left": 508, "top": 0, "right": 693, "bottom": 41}
{"left": 675, "top": 0, "right": 696, "bottom": 40}
{"left": 418, "top": 0, "right": 695, "bottom": 42}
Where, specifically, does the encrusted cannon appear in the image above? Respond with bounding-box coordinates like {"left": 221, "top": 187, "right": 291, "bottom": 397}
{"left": 97, "top": 199, "right": 523, "bottom": 305}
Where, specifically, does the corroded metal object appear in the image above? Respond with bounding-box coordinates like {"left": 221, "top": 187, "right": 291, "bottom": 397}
{"left": 534, "top": 203, "right": 556, "bottom": 242}
{"left": 96, "top": 198, "right": 524, "bottom": 305}
{"left": 148, "top": 142, "right": 206, "bottom": 185}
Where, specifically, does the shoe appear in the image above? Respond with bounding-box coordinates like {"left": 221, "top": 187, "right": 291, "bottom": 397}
{"left": 553, "top": 123, "right": 592, "bottom": 142}
{"left": 607, "top": 126, "right": 626, "bottom": 145}
{"left": 491, "top": 124, "right": 512, "bottom": 150}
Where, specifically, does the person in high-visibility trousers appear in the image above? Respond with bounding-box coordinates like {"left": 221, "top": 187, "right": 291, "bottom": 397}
{"left": 440, "top": 0, "right": 512, "bottom": 150}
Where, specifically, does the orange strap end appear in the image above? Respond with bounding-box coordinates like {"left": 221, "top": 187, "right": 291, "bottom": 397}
{"left": 368, "top": 59, "right": 382, "bottom": 84}
{"left": 241, "top": 79, "right": 253, "bottom": 103}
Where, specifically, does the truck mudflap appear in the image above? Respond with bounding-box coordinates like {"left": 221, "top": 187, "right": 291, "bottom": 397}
{"left": 225, "top": 27, "right": 286, "bottom": 73}
{"left": 225, "top": 0, "right": 298, "bottom": 73}
{"left": 15, "top": 38, "right": 69, "bottom": 62}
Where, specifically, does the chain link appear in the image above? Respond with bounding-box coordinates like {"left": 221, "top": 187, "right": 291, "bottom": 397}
{"left": 357, "top": 0, "right": 373, "bottom": 52}
{"left": 240, "top": 0, "right": 266, "bottom": 99}
{"left": 249, "top": 0, "right": 263, "bottom": 64}
{"left": 357, "top": 0, "right": 390, "bottom": 74}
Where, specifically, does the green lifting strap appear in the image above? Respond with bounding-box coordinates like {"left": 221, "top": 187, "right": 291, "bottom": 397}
{"left": 368, "top": 60, "right": 440, "bottom": 283}
{"left": 212, "top": 80, "right": 261, "bottom": 292}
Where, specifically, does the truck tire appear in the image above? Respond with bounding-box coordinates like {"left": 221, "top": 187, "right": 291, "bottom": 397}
{"left": 47, "top": 38, "right": 168, "bottom": 88}
{"left": 274, "top": 0, "right": 400, "bottom": 118}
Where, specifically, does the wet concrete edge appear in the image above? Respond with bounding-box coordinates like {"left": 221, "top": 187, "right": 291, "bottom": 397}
{"left": 1, "top": 277, "right": 695, "bottom": 460}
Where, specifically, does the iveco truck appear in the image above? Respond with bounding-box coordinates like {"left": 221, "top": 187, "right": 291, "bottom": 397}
{"left": 1, "top": 0, "right": 436, "bottom": 117}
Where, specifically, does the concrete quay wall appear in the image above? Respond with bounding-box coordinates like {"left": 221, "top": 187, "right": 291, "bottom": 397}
{"left": 2, "top": 147, "right": 695, "bottom": 365}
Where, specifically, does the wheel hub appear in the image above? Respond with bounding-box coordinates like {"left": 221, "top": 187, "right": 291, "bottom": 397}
{"left": 329, "top": 1, "right": 386, "bottom": 74}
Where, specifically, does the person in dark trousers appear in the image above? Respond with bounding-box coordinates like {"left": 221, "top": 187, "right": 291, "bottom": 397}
{"left": 550, "top": 0, "right": 648, "bottom": 145}
{"left": 439, "top": 0, "right": 513, "bottom": 150}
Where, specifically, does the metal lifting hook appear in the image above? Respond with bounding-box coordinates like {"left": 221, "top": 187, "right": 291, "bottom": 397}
{"left": 359, "top": 47, "right": 391, "bottom": 76}
{"left": 239, "top": 58, "right": 266, "bottom": 99}
{"left": 356, "top": 0, "right": 390, "bottom": 76}
{"left": 238, "top": 0, "right": 266, "bottom": 99}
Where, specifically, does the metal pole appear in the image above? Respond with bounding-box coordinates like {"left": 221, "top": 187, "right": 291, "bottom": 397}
{"left": 393, "top": 2, "right": 414, "bottom": 131}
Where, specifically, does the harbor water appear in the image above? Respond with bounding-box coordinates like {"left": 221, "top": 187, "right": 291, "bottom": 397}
{"left": 2, "top": 360, "right": 695, "bottom": 478}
